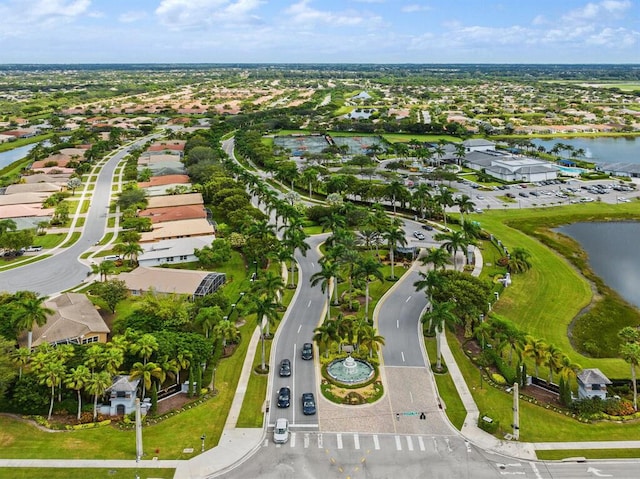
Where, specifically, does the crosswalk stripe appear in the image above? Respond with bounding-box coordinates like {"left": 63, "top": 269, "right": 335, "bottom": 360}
{"left": 395, "top": 435, "right": 402, "bottom": 451}
{"left": 406, "top": 436, "right": 414, "bottom": 451}
{"left": 354, "top": 433, "right": 360, "bottom": 450}
{"left": 373, "top": 435, "right": 380, "bottom": 450}
{"left": 418, "top": 436, "right": 425, "bottom": 451}
{"left": 432, "top": 437, "right": 438, "bottom": 452}
{"left": 290, "top": 433, "right": 296, "bottom": 448}
{"left": 337, "top": 433, "right": 343, "bottom": 450}
{"left": 304, "top": 433, "right": 310, "bottom": 449}
{"left": 318, "top": 433, "right": 323, "bottom": 448}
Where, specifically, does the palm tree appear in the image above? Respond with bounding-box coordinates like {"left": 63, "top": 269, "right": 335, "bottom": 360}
{"left": 523, "top": 336, "right": 548, "bottom": 378}
{"left": 213, "top": 319, "right": 240, "bottom": 348}
{"left": 434, "top": 187, "right": 454, "bottom": 228}
{"left": 251, "top": 297, "right": 280, "bottom": 371}
{"left": 11, "top": 347, "right": 31, "bottom": 379}
{"left": 12, "top": 291, "right": 54, "bottom": 350}
{"left": 420, "top": 247, "right": 451, "bottom": 271}
{"left": 507, "top": 247, "right": 533, "bottom": 274}
{"left": 91, "top": 260, "right": 116, "bottom": 281}
{"left": 353, "top": 257, "right": 384, "bottom": 322}
{"left": 0, "top": 218, "right": 17, "bottom": 235}
{"left": 174, "top": 351, "right": 191, "bottom": 385}
{"left": 313, "top": 322, "right": 338, "bottom": 358}
{"left": 544, "top": 344, "right": 564, "bottom": 384}
{"left": 386, "top": 180, "right": 408, "bottom": 215}
{"left": 620, "top": 342, "right": 640, "bottom": 410}
{"left": 37, "top": 359, "right": 66, "bottom": 420}
{"left": 421, "top": 300, "right": 460, "bottom": 371}
{"left": 130, "top": 333, "right": 158, "bottom": 365}
{"left": 310, "top": 260, "right": 339, "bottom": 322}
{"left": 113, "top": 242, "right": 143, "bottom": 266}
{"left": 130, "top": 361, "right": 164, "bottom": 400}
{"left": 86, "top": 371, "right": 112, "bottom": 421}
{"left": 195, "top": 306, "right": 224, "bottom": 338}
{"left": 358, "top": 324, "right": 385, "bottom": 359}
{"left": 65, "top": 365, "right": 91, "bottom": 420}
{"left": 383, "top": 222, "right": 407, "bottom": 280}
{"left": 413, "top": 269, "right": 443, "bottom": 306}
{"left": 455, "top": 194, "right": 476, "bottom": 222}
{"left": 559, "top": 354, "right": 581, "bottom": 394}
{"left": 434, "top": 230, "right": 467, "bottom": 271}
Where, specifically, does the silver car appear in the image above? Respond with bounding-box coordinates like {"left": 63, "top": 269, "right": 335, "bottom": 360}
{"left": 273, "top": 417, "right": 289, "bottom": 444}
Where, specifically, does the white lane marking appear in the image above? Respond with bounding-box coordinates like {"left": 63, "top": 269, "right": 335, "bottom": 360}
{"left": 409, "top": 391, "right": 414, "bottom": 403}
{"left": 445, "top": 438, "right": 452, "bottom": 452}
{"left": 307, "top": 300, "right": 312, "bottom": 307}
{"left": 297, "top": 325, "right": 302, "bottom": 334}
{"left": 405, "top": 295, "right": 412, "bottom": 302}
{"left": 401, "top": 351, "right": 405, "bottom": 362}
{"left": 418, "top": 436, "right": 425, "bottom": 451}
{"left": 397, "top": 319, "right": 399, "bottom": 329}
{"left": 406, "top": 436, "right": 414, "bottom": 451}
{"left": 354, "top": 433, "right": 360, "bottom": 450}
{"left": 336, "top": 433, "right": 343, "bottom": 450}
{"left": 373, "top": 435, "right": 380, "bottom": 450}
{"left": 290, "top": 433, "right": 296, "bottom": 448}
{"left": 318, "top": 433, "right": 323, "bottom": 448}
{"left": 465, "top": 441, "right": 471, "bottom": 453}
{"left": 432, "top": 437, "right": 438, "bottom": 452}
{"left": 529, "top": 462, "right": 542, "bottom": 479}
{"left": 395, "top": 435, "right": 402, "bottom": 451}
{"left": 304, "top": 433, "right": 310, "bottom": 449}
{"left": 263, "top": 439, "right": 269, "bottom": 447}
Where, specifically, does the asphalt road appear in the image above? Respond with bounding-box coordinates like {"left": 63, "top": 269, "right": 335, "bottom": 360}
{"left": 0, "top": 136, "right": 154, "bottom": 296}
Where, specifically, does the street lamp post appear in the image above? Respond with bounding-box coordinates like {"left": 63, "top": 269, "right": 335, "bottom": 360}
{"left": 200, "top": 434, "right": 206, "bottom": 453}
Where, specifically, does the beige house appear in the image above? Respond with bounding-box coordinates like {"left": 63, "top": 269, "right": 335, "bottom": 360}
{"left": 4, "top": 183, "right": 61, "bottom": 195}
{"left": 118, "top": 266, "right": 225, "bottom": 297}
{"left": 139, "top": 218, "right": 214, "bottom": 243}
{"left": 19, "top": 293, "right": 110, "bottom": 349}
{"left": 146, "top": 193, "right": 204, "bottom": 209}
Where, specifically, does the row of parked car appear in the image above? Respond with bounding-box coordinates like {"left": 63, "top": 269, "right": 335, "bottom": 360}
{"left": 274, "top": 342, "right": 316, "bottom": 444}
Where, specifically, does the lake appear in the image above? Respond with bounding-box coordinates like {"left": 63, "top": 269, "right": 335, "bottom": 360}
{"left": 0, "top": 143, "right": 36, "bottom": 169}
{"left": 531, "top": 137, "right": 639, "bottom": 164}
{"left": 556, "top": 221, "right": 640, "bottom": 308}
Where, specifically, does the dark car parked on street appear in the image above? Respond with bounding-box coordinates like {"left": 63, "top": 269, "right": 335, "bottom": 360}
{"left": 301, "top": 343, "right": 313, "bottom": 360}
{"left": 302, "top": 392, "right": 316, "bottom": 415}
{"left": 279, "top": 358, "right": 291, "bottom": 377}
{"left": 277, "top": 387, "right": 291, "bottom": 408}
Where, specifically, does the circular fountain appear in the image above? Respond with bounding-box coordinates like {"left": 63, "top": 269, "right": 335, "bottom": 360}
{"left": 326, "top": 354, "right": 374, "bottom": 385}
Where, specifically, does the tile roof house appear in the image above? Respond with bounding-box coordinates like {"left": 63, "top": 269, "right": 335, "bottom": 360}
{"left": 0, "top": 192, "right": 52, "bottom": 205}
{"left": 147, "top": 140, "right": 186, "bottom": 153}
{"left": 19, "top": 293, "right": 110, "bottom": 349}
{"left": 138, "top": 174, "right": 190, "bottom": 188}
{"left": 139, "top": 218, "right": 214, "bottom": 243}
{"left": 577, "top": 368, "right": 612, "bottom": 400}
{"left": 146, "top": 193, "right": 204, "bottom": 209}
{"left": 4, "top": 183, "right": 61, "bottom": 195}
{"left": 138, "top": 235, "right": 215, "bottom": 267}
{"left": 118, "top": 266, "right": 225, "bottom": 298}
{"left": 138, "top": 204, "right": 207, "bottom": 224}
{"left": 0, "top": 204, "right": 54, "bottom": 219}
{"left": 22, "top": 173, "right": 71, "bottom": 185}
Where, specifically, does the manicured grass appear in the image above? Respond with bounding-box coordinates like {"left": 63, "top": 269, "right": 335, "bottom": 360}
{"left": 60, "top": 232, "right": 81, "bottom": 248}
{"left": 536, "top": 449, "right": 640, "bottom": 460}
{"left": 34, "top": 233, "right": 67, "bottom": 249}
{"left": 447, "top": 330, "right": 640, "bottom": 443}
{"left": 382, "top": 133, "right": 462, "bottom": 143}
{"left": 235, "top": 335, "right": 270, "bottom": 428}
{"left": 425, "top": 338, "right": 466, "bottom": 430}
{"left": 476, "top": 204, "right": 640, "bottom": 377}
{"left": 0, "top": 468, "right": 175, "bottom": 479}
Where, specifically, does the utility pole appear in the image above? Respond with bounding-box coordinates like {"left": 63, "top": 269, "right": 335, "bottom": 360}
{"left": 135, "top": 398, "right": 143, "bottom": 462}
{"left": 512, "top": 382, "right": 520, "bottom": 441}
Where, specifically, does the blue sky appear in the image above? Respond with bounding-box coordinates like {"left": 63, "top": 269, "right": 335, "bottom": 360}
{"left": 1, "top": 0, "right": 638, "bottom": 64}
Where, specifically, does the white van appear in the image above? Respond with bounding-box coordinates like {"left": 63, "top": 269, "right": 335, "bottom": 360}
{"left": 103, "top": 255, "right": 121, "bottom": 261}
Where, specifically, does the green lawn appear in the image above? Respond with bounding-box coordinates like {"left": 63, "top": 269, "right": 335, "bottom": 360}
{"left": 0, "top": 468, "right": 175, "bottom": 479}
{"left": 536, "top": 449, "right": 640, "bottom": 460}
{"left": 425, "top": 338, "right": 466, "bottom": 430}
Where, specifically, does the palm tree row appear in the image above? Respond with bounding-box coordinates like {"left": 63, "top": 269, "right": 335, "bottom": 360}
{"left": 313, "top": 314, "right": 385, "bottom": 359}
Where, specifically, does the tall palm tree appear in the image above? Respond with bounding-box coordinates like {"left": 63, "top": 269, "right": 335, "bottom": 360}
{"left": 174, "top": 351, "right": 192, "bottom": 386}
{"left": 353, "top": 257, "right": 384, "bottom": 322}
{"left": 91, "top": 260, "right": 116, "bottom": 281}
{"left": 559, "top": 354, "right": 581, "bottom": 394}
{"left": 411, "top": 183, "right": 432, "bottom": 219}
{"left": 213, "top": 319, "right": 240, "bottom": 348}
{"left": 11, "top": 347, "right": 31, "bottom": 379}
{"left": 434, "top": 187, "right": 454, "bottom": 228}
{"left": 0, "top": 218, "right": 17, "bottom": 235}
{"left": 313, "top": 322, "right": 338, "bottom": 358}
{"left": 12, "top": 291, "right": 54, "bottom": 350}
{"left": 455, "top": 194, "right": 475, "bottom": 222}
{"left": 386, "top": 180, "right": 408, "bottom": 215}
{"left": 383, "top": 222, "right": 407, "bottom": 280}
{"left": 251, "top": 297, "right": 279, "bottom": 371}
{"left": 434, "top": 230, "right": 468, "bottom": 271}
{"left": 421, "top": 300, "right": 460, "bottom": 371}
{"left": 620, "top": 342, "right": 640, "bottom": 411}
{"left": 130, "top": 333, "right": 158, "bottom": 365}
{"left": 65, "top": 365, "right": 91, "bottom": 420}
{"left": 544, "top": 344, "right": 564, "bottom": 384}
{"left": 86, "top": 371, "right": 112, "bottom": 421}
{"left": 310, "top": 260, "right": 339, "bottom": 322}
{"left": 37, "top": 359, "right": 66, "bottom": 420}
{"left": 195, "top": 306, "right": 224, "bottom": 338}
{"left": 507, "top": 247, "right": 533, "bottom": 274}
{"left": 413, "top": 269, "right": 443, "bottom": 307}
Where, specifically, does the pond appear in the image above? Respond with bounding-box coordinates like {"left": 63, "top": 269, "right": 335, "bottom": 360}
{"left": 0, "top": 143, "right": 36, "bottom": 169}
{"left": 531, "top": 137, "right": 639, "bottom": 164}
{"left": 556, "top": 221, "right": 640, "bottom": 308}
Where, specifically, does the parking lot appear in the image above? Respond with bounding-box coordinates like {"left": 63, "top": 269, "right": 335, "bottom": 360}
{"left": 450, "top": 177, "right": 638, "bottom": 211}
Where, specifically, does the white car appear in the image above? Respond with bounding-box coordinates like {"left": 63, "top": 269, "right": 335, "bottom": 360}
{"left": 413, "top": 231, "right": 425, "bottom": 240}
{"left": 273, "top": 418, "right": 289, "bottom": 444}
{"left": 618, "top": 197, "right": 631, "bottom": 203}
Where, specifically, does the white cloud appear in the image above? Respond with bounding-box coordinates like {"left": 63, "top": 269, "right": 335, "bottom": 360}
{"left": 119, "top": 10, "right": 147, "bottom": 23}
{"left": 0, "top": 0, "right": 92, "bottom": 38}
{"left": 26, "top": 0, "right": 91, "bottom": 18}
{"left": 401, "top": 4, "right": 430, "bottom": 13}
{"left": 563, "top": 0, "right": 631, "bottom": 22}
{"left": 155, "top": 0, "right": 263, "bottom": 31}
{"left": 284, "top": 0, "right": 382, "bottom": 28}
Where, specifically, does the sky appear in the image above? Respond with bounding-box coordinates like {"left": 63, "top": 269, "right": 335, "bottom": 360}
{"left": 0, "top": 0, "right": 638, "bottom": 64}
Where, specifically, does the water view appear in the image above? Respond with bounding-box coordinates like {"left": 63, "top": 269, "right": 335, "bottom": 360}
{"left": 0, "top": 143, "right": 36, "bottom": 169}
{"left": 532, "top": 137, "right": 639, "bottom": 164}
{"left": 556, "top": 221, "right": 640, "bottom": 309}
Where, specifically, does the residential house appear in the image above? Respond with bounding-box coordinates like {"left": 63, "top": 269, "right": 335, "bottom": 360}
{"left": 139, "top": 218, "right": 214, "bottom": 243}
{"left": 19, "top": 293, "right": 110, "bottom": 349}
{"left": 146, "top": 192, "right": 204, "bottom": 209}
{"left": 118, "top": 266, "right": 226, "bottom": 298}
{"left": 100, "top": 375, "right": 141, "bottom": 416}
{"left": 577, "top": 368, "right": 612, "bottom": 400}
{"left": 138, "top": 204, "right": 207, "bottom": 224}
{"left": 138, "top": 235, "right": 215, "bottom": 267}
